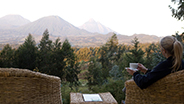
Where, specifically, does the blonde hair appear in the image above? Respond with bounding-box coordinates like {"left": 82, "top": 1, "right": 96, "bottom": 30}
{"left": 160, "top": 36, "right": 183, "bottom": 72}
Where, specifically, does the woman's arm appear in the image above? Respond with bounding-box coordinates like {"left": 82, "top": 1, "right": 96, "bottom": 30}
{"left": 133, "top": 62, "right": 171, "bottom": 89}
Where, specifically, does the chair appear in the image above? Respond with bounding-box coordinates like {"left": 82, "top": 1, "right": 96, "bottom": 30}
{"left": 125, "top": 70, "right": 184, "bottom": 104}
{"left": 0, "top": 68, "right": 62, "bottom": 104}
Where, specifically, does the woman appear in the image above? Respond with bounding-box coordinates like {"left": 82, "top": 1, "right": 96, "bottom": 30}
{"left": 126, "top": 36, "right": 184, "bottom": 89}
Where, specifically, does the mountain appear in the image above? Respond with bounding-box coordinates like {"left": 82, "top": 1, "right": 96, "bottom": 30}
{"left": 0, "top": 15, "right": 161, "bottom": 46}
{"left": 79, "top": 18, "right": 114, "bottom": 34}
{"left": 16, "top": 16, "right": 95, "bottom": 37}
{"left": 0, "top": 14, "right": 30, "bottom": 29}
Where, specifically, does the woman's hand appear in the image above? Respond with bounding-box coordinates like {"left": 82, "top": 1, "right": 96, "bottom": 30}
{"left": 137, "top": 63, "right": 148, "bottom": 74}
{"left": 126, "top": 68, "right": 137, "bottom": 75}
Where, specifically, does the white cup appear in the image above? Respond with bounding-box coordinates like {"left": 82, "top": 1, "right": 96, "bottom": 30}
{"left": 129, "top": 63, "right": 138, "bottom": 69}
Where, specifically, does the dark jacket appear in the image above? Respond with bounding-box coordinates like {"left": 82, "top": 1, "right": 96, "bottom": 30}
{"left": 133, "top": 56, "right": 184, "bottom": 89}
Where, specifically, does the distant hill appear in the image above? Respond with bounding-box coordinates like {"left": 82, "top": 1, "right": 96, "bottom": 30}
{"left": 66, "top": 33, "right": 161, "bottom": 47}
{"left": 16, "top": 16, "right": 95, "bottom": 37}
{"left": 0, "top": 15, "right": 96, "bottom": 44}
{"left": 117, "top": 33, "right": 161, "bottom": 44}
{"left": 0, "top": 15, "right": 30, "bottom": 29}
{"left": 0, "top": 15, "right": 161, "bottom": 46}
{"left": 79, "top": 18, "right": 114, "bottom": 34}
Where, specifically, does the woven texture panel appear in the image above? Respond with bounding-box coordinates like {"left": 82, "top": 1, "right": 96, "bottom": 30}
{"left": 0, "top": 68, "right": 62, "bottom": 104}
{"left": 70, "top": 92, "right": 118, "bottom": 104}
{"left": 125, "top": 70, "right": 184, "bottom": 104}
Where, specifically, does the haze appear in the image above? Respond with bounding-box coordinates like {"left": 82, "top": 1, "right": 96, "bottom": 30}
{"left": 0, "top": 0, "right": 183, "bottom": 36}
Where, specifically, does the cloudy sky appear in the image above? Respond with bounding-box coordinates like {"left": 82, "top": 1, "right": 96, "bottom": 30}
{"left": 0, "top": 0, "right": 183, "bottom": 37}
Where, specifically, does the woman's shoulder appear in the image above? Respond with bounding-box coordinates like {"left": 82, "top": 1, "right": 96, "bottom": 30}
{"left": 181, "top": 60, "right": 184, "bottom": 69}
{"left": 182, "top": 59, "right": 184, "bottom": 64}
{"left": 157, "top": 57, "right": 172, "bottom": 66}
{"left": 153, "top": 59, "right": 172, "bottom": 71}
{"left": 158, "top": 59, "right": 172, "bottom": 66}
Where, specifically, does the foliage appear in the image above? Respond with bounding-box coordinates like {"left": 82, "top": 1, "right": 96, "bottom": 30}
{"left": 98, "top": 46, "right": 110, "bottom": 82}
{"left": 151, "top": 45, "right": 166, "bottom": 67}
{"left": 173, "top": 32, "right": 184, "bottom": 42}
{"left": 86, "top": 57, "right": 103, "bottom": 87}
{"left": 115, "top": 44, "right": 126, "bottom": 65}
{"left": 62, "top": 39, "right": 80, "bottom": 90}
{"left": 144, "top": 43, "right": 157, "bottom": 69}
{"left": 91, "top": 79, "right": 125, "bottom": 104}
{"left": 172, "top": 32, "right": 184, "bottom": 57}
{"left": 122, "top": 37, "right": 145, "bottom": 79}
{"left": 15, "top": 34, "right": 37, "bottom": 70}
{"left": 98, "top": 33, "right": 119, "bottom": 82}
{"left": 35, "top": 30, "right": 81, "bottom": 90}
{"left": 37, "top": 29, "right": 53, "bottom": 73}
{"left": 48, "top": 38, "right": 66, "bottom": 82}
{"left": 124, "top": 37, "right": 145, "bottom": 65}
{"left": 61, "top": 83, "right": 73, "bottom": 104}
{"left": 169, "top": 0, "right": 184, "bottom": 20}
{"left": 0, "top": 29, "right": 80, "bottom": 90}
{"left": 75, "top": 47, "right": 92, "bottom": 61}
{"left": 109, "top": 65, "right": 123, "bottom": 80}
{"left": 0, "top": 44, "right": 16, "bottom": 67}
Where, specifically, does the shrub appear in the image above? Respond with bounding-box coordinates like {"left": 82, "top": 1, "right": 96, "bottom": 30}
{"left": 91, "top": 79, "right": 125, "bottom": 104}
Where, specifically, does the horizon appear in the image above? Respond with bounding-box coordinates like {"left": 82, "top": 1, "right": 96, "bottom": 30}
{"left": 0, "top": 0, "right": 184, "bottom": 37}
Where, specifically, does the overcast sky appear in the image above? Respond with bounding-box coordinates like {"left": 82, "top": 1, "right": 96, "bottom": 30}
{"left": 0, "top": 0, "right": 183, "bottom": 37}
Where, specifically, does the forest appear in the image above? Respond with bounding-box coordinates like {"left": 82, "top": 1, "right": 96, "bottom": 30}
{"left": 0, "top": 28, "right": 184, "bottom": 103}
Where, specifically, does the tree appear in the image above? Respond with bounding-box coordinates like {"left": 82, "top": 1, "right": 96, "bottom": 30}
{"left": 62, "top": 39, "right": 80, "bottom": 90}
{"left": 172, "top": 32, "right": 184, "bottom": 58}
{"left": 105, "top": 33, "right": 118, "bottom": 62}
{"left": 172, "top": 32, "right": 184, "bottom": 45}
{"left": 86, "top": 57, "right": 103, "bottom": 87}
{"left": 109, "top": 65, "right": 123, "bottom": 80}
{"left": 122, "top": 37, "right": 145, "bottom": 79}
{"left": 0, "top": 44, "right": 15, "bottom": 68}
{"left": 98, "top": 34, "right": 119, "bottom": 82}
{"left": 98, "top": 46, "right": 110, "bottom": 82}
{"left": 124, "top": 37, "right": 145, "bottom": 66}
{"left": 15, "top": 34, "right": 37, "bottom": 70}
{"left": 144, "top": 43, "right": 157, "bottom": 69}
{"left": 115, "top": 45, "right": 126, "bottom": 65}
{"left": 49, "top": 38, "right": 65, "bottom": 79}
{"left": 37, "top": 29, "right": 53, "bottom": 73}
{"left": 151, "top": 45, "right": 166, "bottom": 68}
{"left": 169, "top": 0, "right": 184, "bottom": 20}
{"left": 75, "top": 47, "right": 92, "bottom": 61}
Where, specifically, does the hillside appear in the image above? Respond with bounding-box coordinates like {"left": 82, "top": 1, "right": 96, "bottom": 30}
{"left": 79, "top": 18, "right": 114, "bottom": 34}
{"left": 66, "top": 33, "right": 161, "bottom": 47}
{"left": 0, "top": 15, "right": 161, "bottom": 46}
{"left": 16, "top": 16, "right": 95, "bottom": 37}
{"left": 0, "top": 15, "right": 30, "bottom": 29}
